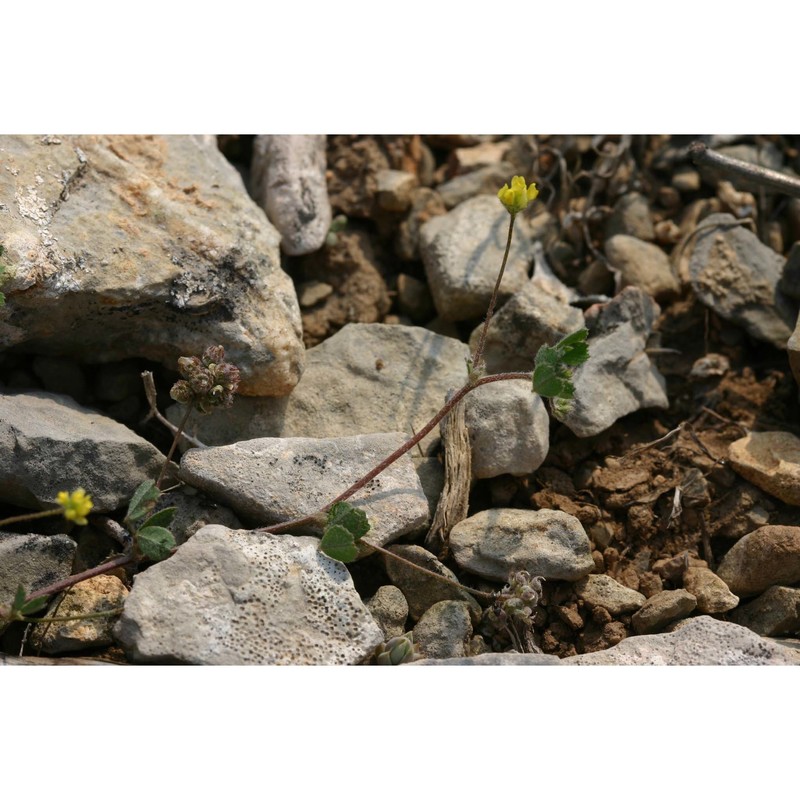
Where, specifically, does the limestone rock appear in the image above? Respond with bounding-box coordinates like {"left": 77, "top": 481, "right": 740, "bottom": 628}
{"left": 683, "top": 566, "right": 739, "bottom": 613}
{"left": 716, "top": 525, "right": 800, "bottom": 598}
{"left": 0, "top": 134, "right": 304, "bottom": 396}
{"left": 631, "top": 589, "right": 697, "bottom": 634}
{"left": 420, "top": 195, "right": 536, "bottom": 321}
{"left": 730, "top": 586, "right": 800, "bottom": 637}
{"left": 412, "top": 600, "right": 473, "bottom": 659}
{"left": 114, "top": 525, "right": 383, "bottom": 665}
{"left": 0, "top": 533, "right": 76, "bottom": 603}
{"left": 366, "top": 585, "right": 409, "bottom": 639}
{"left": 411, "top": 652, "right": 561, "bottom": 665}
{"left": 179, "top": 433, "right": 429, "bottom": 549}
{"left": 728, "top": 431, "right": 800, "bottom": 505}
{"left": 449, "top": 508, "right": 594, "bottom": 582}
{"left": 604, "top": 235, "right": 680, "bottom": 299}
{"left": 436, "top": 163, "right": 516, "bottom": 210}
{"left": 573, "top": 574, "right": 646, "bottom": 616}
{"left": 0, "top": 390, "right": 162, "bottom": 512}
{"left": 250, "top": 134, "right": 331, "bottom": 256}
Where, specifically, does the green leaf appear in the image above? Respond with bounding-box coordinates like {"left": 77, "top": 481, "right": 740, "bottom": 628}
{"left": 320, "top": 524, "right": 359, "bottom": 563}
{"left": 326, "top": 501, "right": 370, "bottom": 541}
{"left": 11, "top": 584, "right": 27, "bottom": 613}
{"left": 137, "top": 525, "right": 176, "bottom": 561}
{"left": 141, "top": 506, "right": 177, "bottom": 530}
{"left": 557, "top": 328, "right": 589, "bottom": 366}
{"left": 20, "top": 596, "right": 49, "bottom": 616}
{"left": 126, "top": 480, "right": 161, "bottom": 523}
{"left": 532, "top": 328, "right": 589, "bottom": 401}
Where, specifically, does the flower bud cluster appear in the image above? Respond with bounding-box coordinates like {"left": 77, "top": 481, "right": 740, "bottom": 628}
{"left": 169, "top": 345, "right": 241, "bottom": 414}
{"left": 373, "top": 632, "right": 422, "bottom": 665}
{"left": 480, "top": 571, "right": 543, "bottom": 651}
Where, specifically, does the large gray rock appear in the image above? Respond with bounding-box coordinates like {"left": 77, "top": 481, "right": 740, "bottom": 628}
{"left": 730, "top": 586, "right": 800, "bottom": 637}
{"left": 176, "top": 323, "right": 471, "bottom": 451}
{"left": 463, "top": 380, "right": 549, "bottom": 479}
{"left": 563, "top": 616, "right": 800, "bottom": 665}
{"left": 0, "top": 533, "right": 76, "bottom": 603}
{"left": 179, "top": 433, "right": 429, "bottom": 548}
{"left": 682, "top": 212, "right": 794, "bottom": 348}
{"left": 420, "top": 195, "right": 536, "bottom": 321}
{"left": 728, "top": 431, "right": 800, "bottom": 506}
{"left": 0, "top": 134, "right": 304, "bottom": 396}
{"left": 114, "top": 525, "right": 383, "bottom": 664}
{"left": 449, "top": 508, "right": 594, "bottom": 582}
{"left": 560, "top": 287, "right": 669, "bottom": 437}
{"left": 0, "top": 390, "right": 162, "bottom": 512}
{"left": 250, "top": 135, "right": 331, "bottom": 256}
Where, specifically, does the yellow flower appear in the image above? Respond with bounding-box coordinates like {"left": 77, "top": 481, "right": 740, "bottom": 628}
{"left": 497, "top": 176, "right": 539, "bottom": 215}
{"left": 56, "top": 488, "right": 94, "bottom": 525}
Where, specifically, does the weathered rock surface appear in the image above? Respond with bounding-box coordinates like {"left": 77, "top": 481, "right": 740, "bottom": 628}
{"left": 30, "top": 575, "right": 128, "bottom": 654}
{"left": 449, "top": 508, "right": 594, "bottom": 582}
{"left": 605, "top": 192, "right": 655, "bottom": 241}
{"left": 150, "top": 485, "right": 242, "bottom": 546}
{"left": 573, "top": 574, "right": 646, "bottom": 616}
{"left": 0, "top": 134, "right": 304, "bottom": 396}
{"left": 683, "top": 566, "right": 739, "bottom": 613}
{"left": 728, "top": 431, "right": 800, "bottom": 505}
{"left": 114, "top": 525, "right": 383, "bottom": 664}
{"left": 563, "top": 616, "right": 800, "bottom": 665}
{"left": 411, "top": 652, "right": 560, "bottom": 665}
{"left": 604, "top": 234, "right": 680, "bottom": 299}
{"left": 412, "top": 600, "right": 473, "bottom": 659}
{"left": 682, "top": 212, "right": 794, "bottom": 348}
{"left": 0, "top": 390, "right": 162, "bottom": 512}
{"left": 0, "top": 533, "right": 76, "bottom": 602}
{"left": 463, "top": 380, "right": 549, "bottom": 479}
{"left": 250, "top": 134, "right": 331, "bottom": 256}
{"left": 179, "top": 432, "right": 429, "bottom": 548}
{"left": 365, "top": 585, "right": 408, "bottom": 639}
{"left": 560, "top": 287, "right": 669, "bottom": 437}
{"left": 716, "top": 525, "right": 800, "bottom": 598}
{"left": 730, "top": 586, "right": 800, "bottom": 637}
{"left": 420, "top": 195, "right": 536, "bottom": 320}
{"left": 631, "top": 589, "right": 697, "bottom": 634}
{"left": 436, "top": 163, "right": 516, "bottom": 209}
{"left": 375, "top": 169, "right": 416, "bottom": 213}
{"left": 176, "top": 323, "right": 470, "bottom": 451}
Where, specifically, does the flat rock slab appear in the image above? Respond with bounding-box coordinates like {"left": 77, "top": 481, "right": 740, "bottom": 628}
{"left": 179, "top": 432, "right": 429, "bottom": 548}
{"left": 0, "top": 134, "right": 304, "bottom": 396}
{"left": 728, "top": 431, "right": 800, "bottom": 505}
{"left": 449, "top": 508, "right": 594, "bottom": 582}
{"left": 716, "top": 525, "right": 800, "bottom": 598}
{"left": 682, "top": 212, "right": 794, "bottom": 348}
{"left": 573, "top": 574, "right": 646, "bottom": 616}
{"left": 0, "top": 533, "right": 76, "bottom": 603}
{"left": 560, "top": 287, "right": 669, "bottom": 438}
{"left": 420, "top": 195, "right": 536, "bottom": 321}
{"left": 0, "top": 390, "right": 162, "bottom": 512}
{"left": 178, "top": 323, "right": 470, "bottom": 450}
{"left": 114, "top": 525, "right": 383, "bottom": 665}
{"left": 563, "top": 616, "right": 800, "bottom": 665}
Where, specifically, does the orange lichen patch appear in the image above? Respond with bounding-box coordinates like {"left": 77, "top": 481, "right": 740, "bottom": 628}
{"left": 98, "top": 135, "right": 167, "bottom": 172}
{"left": 165, "top": 178, "right": 216, "bottom": 210}
{"left": 111, "top": 179, "right": 155, "bottom": 217}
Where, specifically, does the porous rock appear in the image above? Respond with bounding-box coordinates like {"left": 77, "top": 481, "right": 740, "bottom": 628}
{"left": 729, "top": 586, "right": 800, "bottom": 637}
{"left": 250, "top": 134, "right": 331, "bottom": 256}
{"left": 412, "top": 600, "right": 473, "bottom": 659}
{"left": 728, "top": 431, "right": 800, "bottom": 506}
{"left": 420, "top": 195, "right": 536, "bottom": 321}
{"left": 0, "top": 390, "right": 162, "bottom": 512}
{"left": 631, "top": 589, "right": 697, "bottom": 634}
{"left": 0, "top": 533, "right": 76, "bottom": 602}
{"left": 113, "top": 525, "right": 383, "bottom": 665}
{"left": 559, "top": 287, "right": 669, "bottom": 438}
{"left": 463, "top": 380, "right": 549, "bottom": 479}
{"left": 0, "top": 134, "right": 304, "bottom": 396}
{"left": 449, "top": 508, "right": 594, "bottom": 582}
{"left": 366, "top": 585, "right": 408, "bottom": 639}
{"left": 573, "top": 574, "right": 646, "bottom": 616}
{"left": 716, "top": 525, "right": 800, "bottom": 598}
{"left": 179, "top": 432, "right": 429, "bottom": 549}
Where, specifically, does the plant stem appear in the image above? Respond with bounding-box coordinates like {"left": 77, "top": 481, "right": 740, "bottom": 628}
{"left": 21, "top": 608, "right": 124, "bottom": 624}
{"left": 24, "top": 554, "right": 134, "bottom": 603}
{"left": 156, "top": 401, "right": 195, "bottom": 489}
{"left": 141, "top": 371, "right": 207, "bottom": 449}
{"left": 471, "top": 212, "right": 516, "bottom": 373}
{"left": 0, "top": 508, "right": 61, "bottom": 528}
{"left": 257, "top": 371, "right": 529, "bottom": 535}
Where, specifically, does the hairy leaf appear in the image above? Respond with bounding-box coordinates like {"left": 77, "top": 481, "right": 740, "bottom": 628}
{"left": 532, "top": 328, "right": 589, "bottom": 403}
{"left": 20, "top": 596, "right": 49, "bottom": 616}
{"left": 326, "top": 501, "right": 370, "bottom": 541}
{"left": 126, "top": 480, "right": 161, "bottom": 523}
{"left": 320, "top": 524, "right": 360, "bottom": 563}
{"left": 137, "top": 525, "right": 176, "bottom": 561}
{"left": 141, "top": 506, "right": 177, "bottom": 530}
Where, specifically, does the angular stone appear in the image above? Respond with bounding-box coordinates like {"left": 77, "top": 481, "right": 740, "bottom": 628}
{"left": 30, "top": 575, "right": 128, "bottom": 654}
{"left": 177, "top": 323, "right": 470, "bottom": 451}
{"left": 376, "top": 169, "right": 416, "bottom": 212}
{"left": 716, "top": 525, "right": 800, "bottom": 598}
{"left": 449, "top": 508, "right": 594, "bottom": 582}
{"left": 436, "top": 163, "right": 516, "bottom": 209}
{"left": 0, "top": 134, "right": 304, "bottom": 396}
{"left": 683, "top": 212, "right": 794, "bottom": 348}
{"left": 605, "top": 192, "right": 655, "bottom": 241}
{"left": 730, "top": 586, "right": 800, "bottom": 637}
{"left": 179, "top": 432, "right": 429, "bottom": 548}
{"left": 412, "top": 600, "right": 473, "bottom": 659}
{"left": 366, "top": 585, "right": 408, "bottom": 639}
{"left": 604, "top": 235, "right": 680, "bottom": 299}
{"left": 114, "top": 525, "right": 383, "bottom": 665}
{"left": 250, "top": 134, "right": 331, "bottom": 256}
{"left": 563, "top": 616, "right": 800, "bottom": 665}
{"left": 0, "top": 533, "right": 76, "bottom": 603}
{"left": 463, "top": 380, "right": 549, "bottom": 479}
{"left": 383, "top": 544, "right": 481, "bottom": 623}
{"left": 560, "top": 287, "right": 669, "bottom": 437}
{"left": 728, "top": 431, "right": 800, "bottom": 505}
{"left": 420, "top": 195, "right": 536, "bottom": 321}
{"left": 631, "top": 589, "right": 697, "bottom": 634}
{"left": 0, "top": 390, "right": 162, "bottom": 512}
{"left": 573, "top": 574, "right": 646, "bottom": 616}
{"left": 683, "top": 566, "right": 739, "bottom": 613}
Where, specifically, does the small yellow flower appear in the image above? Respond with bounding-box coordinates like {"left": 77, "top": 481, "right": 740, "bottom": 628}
{"left": 497, "top": 176, "right": 539, "bottom": 215}
{"left": 56, "top": 488, "right": 93, "bottom": 525}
